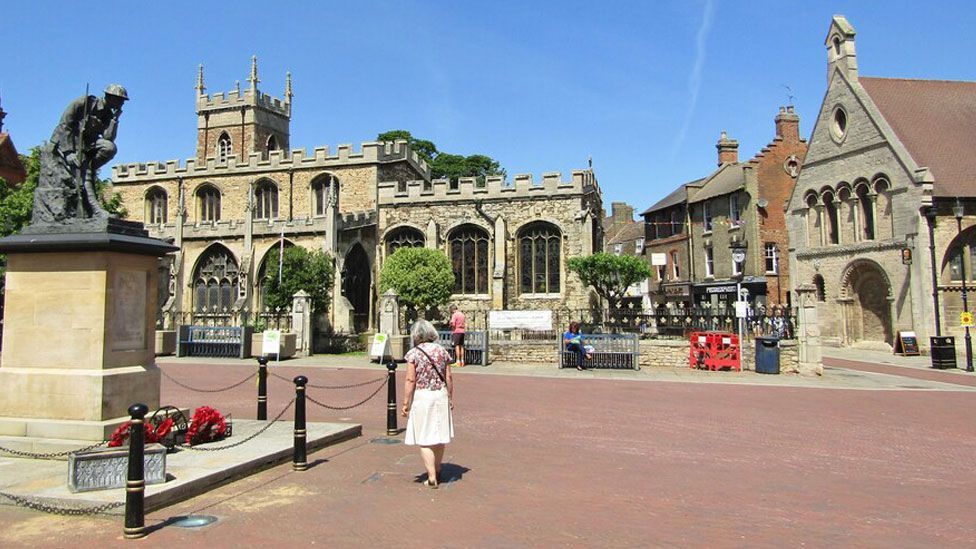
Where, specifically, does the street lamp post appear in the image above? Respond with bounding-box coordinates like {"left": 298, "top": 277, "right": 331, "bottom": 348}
{"left": 730, "top": 242, "right": 747, "bottom": 367}
{"left": 953, "top": 199, "right": 974, "bottom": 372}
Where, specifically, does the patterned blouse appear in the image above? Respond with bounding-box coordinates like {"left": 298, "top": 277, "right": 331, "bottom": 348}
{"left": 404, "top": 342, "right": 450, "bottom": 391}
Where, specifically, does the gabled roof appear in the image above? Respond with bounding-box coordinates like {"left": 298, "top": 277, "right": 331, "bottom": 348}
{"left": 860, "top": 77, "right": 976, "bottom": 197}
{"left": 606, "top": 221, "right": 644, "bottom": 245}
{"left": 687, "top": 163, "right": 747, "bottom": 204}
{"left": 640, "top": 178, "right": 704, "bottom": 215}
{"left": 0, "top": 133, "right": 26, "bottom": 185}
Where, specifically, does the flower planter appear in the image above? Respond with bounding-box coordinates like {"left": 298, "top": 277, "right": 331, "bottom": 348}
{"left": 250, "top": 332, "right": 297, "bottom": 359}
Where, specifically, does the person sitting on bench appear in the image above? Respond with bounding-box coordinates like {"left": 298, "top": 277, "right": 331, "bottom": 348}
{"left": 563, "top": 321, "right": 592, "bottom": 371}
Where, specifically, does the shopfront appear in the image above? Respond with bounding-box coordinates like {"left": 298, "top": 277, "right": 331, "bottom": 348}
{"left": 693, "top": 278, "right": 767, "bottom": 309}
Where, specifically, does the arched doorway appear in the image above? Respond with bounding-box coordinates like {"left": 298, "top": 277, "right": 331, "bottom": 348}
{"left": 342, "top": 244, "right": 371, "bottom": 333}
{"left": 840, "top": 260, "right": 893, "bottom": 347}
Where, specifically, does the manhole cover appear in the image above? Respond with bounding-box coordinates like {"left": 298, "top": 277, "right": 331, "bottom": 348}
{"left": 370, "top": 437, "right": 401, "bottom": 445}
{"left": 172, "top": 515, "right": 219, "bottom": 528}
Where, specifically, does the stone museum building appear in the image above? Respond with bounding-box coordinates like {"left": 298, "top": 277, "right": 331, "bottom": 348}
{"left": 111, "top": 59, "right": 603, "bottom": 335}
{"left": 786, "top": 16, "right": 976, "bottom": 351}
{"left": 641, "top": 107, "right": 807, "bottom": 310}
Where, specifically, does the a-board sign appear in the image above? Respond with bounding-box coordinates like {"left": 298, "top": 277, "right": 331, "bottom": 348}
{"left": 370, "top": 333, "right": 390, "bottom": 359}
{"left": 262, "top": 330, "right": 282, "bottom": 355}
{"left": 894, "top": 331, "right": 920, "bottom": 356}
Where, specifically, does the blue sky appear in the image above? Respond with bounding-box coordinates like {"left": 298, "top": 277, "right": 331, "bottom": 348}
{"left": 3, "top": 1, "right": 975, "bottom": 215}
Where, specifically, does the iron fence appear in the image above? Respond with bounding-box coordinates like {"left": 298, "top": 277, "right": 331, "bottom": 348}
{"left": 165, "top": 308, "right": 293, "bottom": 332}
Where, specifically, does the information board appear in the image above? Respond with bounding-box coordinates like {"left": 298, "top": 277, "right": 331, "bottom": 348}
{"left": 262, "top": 330, "right": 282, "bottom": 355}
{"left": 489, "top": 310, "right": 553, "bottom": 331}
{"left": 370, "top": 333, "right": 390, "bottom": 359}
{"left": 894, "top": 331, "right": 920, "bottom": 356}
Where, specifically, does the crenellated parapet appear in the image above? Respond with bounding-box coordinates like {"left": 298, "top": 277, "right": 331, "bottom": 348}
{"left": 338, "top": 210, "right": 377, "bottom": 230}
{"left": 377, "top": 169, "right": 598, "bottom": 204}
{"left": 196, "top": 87, "right": 291, "bottom": 117}
{"left": 113, "top": 140, "right": 431, "bottom": 183}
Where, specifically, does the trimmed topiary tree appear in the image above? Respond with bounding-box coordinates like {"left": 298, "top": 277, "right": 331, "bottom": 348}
{"left": 378, "top": 247, "right": 454, "bottom": 319}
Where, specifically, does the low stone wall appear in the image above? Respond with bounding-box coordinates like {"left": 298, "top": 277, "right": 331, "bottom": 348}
{"left": 488, "top": 337, "right": 800, "bottom": 372}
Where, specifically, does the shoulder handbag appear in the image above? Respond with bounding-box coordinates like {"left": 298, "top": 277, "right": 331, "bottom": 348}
{"left": 413, "top": 345, "right": 447, "bottom": 383}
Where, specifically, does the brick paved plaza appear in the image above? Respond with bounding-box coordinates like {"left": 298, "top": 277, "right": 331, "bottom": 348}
{"left": 2, "top": 357, "right": 976, "bottom": 547}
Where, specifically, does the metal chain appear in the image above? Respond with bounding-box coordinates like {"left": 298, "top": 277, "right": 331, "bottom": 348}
{"left": 0, "top": 440, "right": 108, "bottom": 460}
{"left": 176, "top": 399, "right": 295, "bottom": 452}
{"left": 0, "top": 491, "right": 124, "bottom": 516}
{"left": 305, "top": 381, "right": 387, "bottom": 411}
{"left": 160, "top": 369, "right": 256, "bottom": 393}
{"left": 270, "top": 371, "right": 387, "bottom": 390}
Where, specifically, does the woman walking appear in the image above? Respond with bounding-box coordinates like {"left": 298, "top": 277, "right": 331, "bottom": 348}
{"left": 402, "top": 319, "right": 454, "bottom": 488}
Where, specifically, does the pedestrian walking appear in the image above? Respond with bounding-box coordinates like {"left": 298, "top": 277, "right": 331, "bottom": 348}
{"left": 563, "top": 321, "right": 592, "bottom": 371}
{"left": 449, "top": 304, "right": 466, "bottom": 367}
{"left": 402, "top": 319, "right": 454, "bottom": 488}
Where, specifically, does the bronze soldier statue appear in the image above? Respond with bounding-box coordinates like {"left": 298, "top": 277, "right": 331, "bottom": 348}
{"left": 31, "top": 84, "right": 128, "bottom": 227}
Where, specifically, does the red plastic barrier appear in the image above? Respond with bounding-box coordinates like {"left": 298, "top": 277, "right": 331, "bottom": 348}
{"left": 689, "top": 332, "right": 709, "bottom": 369}
{"left": 689, "top": 331, "right": 740, "bottom": 371}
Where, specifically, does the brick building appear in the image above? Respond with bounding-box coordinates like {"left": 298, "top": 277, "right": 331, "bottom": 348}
{"left": 111, "top": 59, "right": 603, "bottom": 336}
{"left": 0, "top": 99, "right": 27, "bottom": 185}
{"left": 787, "top": 15, "right": 976, "bottom": 351}
{"left": 603, "top": 202, "right": 649, "bottom": 306}
{"left": 642, "top": 108, "right": 807, "bottom": 309}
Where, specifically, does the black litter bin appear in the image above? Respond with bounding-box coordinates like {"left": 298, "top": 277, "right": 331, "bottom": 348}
{"left": 755, "top": 336, "right": 780, "bottom": 374}
{"left": 930, "top": 336, "right": 957, "bottom": 369}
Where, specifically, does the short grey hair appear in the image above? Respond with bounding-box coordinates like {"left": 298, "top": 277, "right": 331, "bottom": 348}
{"left": 410, "top": 319, "right": 439, "bottom": 346}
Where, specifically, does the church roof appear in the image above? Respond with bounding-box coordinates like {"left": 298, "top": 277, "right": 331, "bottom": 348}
{"left": 0, "top": 133, "right": 26, "bottom": 185}
{"left": 860, "top": 77, "right": 976, "bottom": 197}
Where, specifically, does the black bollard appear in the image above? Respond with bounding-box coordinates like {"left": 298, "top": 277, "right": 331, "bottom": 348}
{"left": 123, "top": 403, "right": 149, "bottom": 540}
{"left": 257, "top": 356, "right": 268, "bottom": 421}
{"left": 293, "top": 375, "right": 308, "bottom": 471}
{"left": 386, "top": 361, "right": 398, "bottom": 436}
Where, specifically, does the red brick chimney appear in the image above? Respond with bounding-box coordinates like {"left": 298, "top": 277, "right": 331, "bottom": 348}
{"left": 716, "top": 131, "right": 738, "bottom": 165}
{"left": 775, "top": 105, "right": 800, "bottom": 142}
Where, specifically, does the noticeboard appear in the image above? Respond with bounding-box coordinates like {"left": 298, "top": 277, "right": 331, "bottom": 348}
{"left": 894, "top": 331, "right": 920, "bottom": 356}
{"left": 370, "top": 333, "right": 390, "bottom": 359}
{"left": 261, "top": 330, "right": 282, "bottom": 355}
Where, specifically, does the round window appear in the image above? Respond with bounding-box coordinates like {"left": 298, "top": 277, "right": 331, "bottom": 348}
{"left": 831, "top": 107, "right": 848, "bottom": 142}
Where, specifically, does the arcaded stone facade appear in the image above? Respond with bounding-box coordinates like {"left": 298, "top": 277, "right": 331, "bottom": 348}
{"left": 111, "top": 60, "right": 603, "bottom": 334}
{"left": 787, "top": 16, "right": 976, "bottom": 351}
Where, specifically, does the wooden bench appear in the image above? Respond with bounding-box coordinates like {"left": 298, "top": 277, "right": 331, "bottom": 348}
{"left": 437, "top": 330, "right": 488, "bottom": 366}
{"left": 558, "top": 333, "right": 639, "bottom": 370}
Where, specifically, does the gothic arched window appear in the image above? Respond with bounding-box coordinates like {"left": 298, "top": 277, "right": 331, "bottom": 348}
{"left": 267, "top": 135, "right": 278, "bottom": 153}
{"left": 217, "top": 132, "right": 232, "bottom": 162}
{"left": 197, "top": 184, "right": 221, "bottom": 222}
{"left": 254, "top": 180, "right": 279, "bottom": 220}
{"left": 385, "top": 226, "right": 425, "bottom": 257}
{"left": 518, "top": 221, "right": 561, "bottom": 294}
{"left": 193, "top": 246, "right": 240, "bottom": 313}
{"left": 311, "top": 174, "right": 337, "bottom": 217}
{"left": 856, "top": 184, "right": 874, "bottom": 240}
{"left": 145, "top": 186, "right": 167, "bottom": 225}
{"left": 450, "top": 225, "right": 490, "bottom": 294}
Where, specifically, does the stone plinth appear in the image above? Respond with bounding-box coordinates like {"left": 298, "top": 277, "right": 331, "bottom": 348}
{"left": 0, "top": 226, "right": 177, "bottom": 441}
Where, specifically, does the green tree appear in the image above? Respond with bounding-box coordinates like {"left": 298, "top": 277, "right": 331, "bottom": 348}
{"left": 261, "top": 246, "right": 335, "bottom": 313}
{"left": 0, "top": 148, "right": 40, "bottom": 238}
{"left": 378, "top": 246, "right": 454, "bottom": 316}
{"left": 568, "top": 252, "right": 652, "bottom": 311}
{"left": 377, "top": 130, "right": 505, "bottom": 181}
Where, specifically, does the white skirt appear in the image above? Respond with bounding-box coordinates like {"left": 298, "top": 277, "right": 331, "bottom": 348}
{"left": 405, "top": 388, "right": 454, "bottom": 446}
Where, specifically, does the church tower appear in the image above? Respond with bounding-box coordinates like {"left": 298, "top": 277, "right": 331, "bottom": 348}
{"left": 195, "top": 56, "right": 292, "bottom": 162}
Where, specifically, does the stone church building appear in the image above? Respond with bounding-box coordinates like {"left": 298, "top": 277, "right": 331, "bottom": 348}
{"left": 787, "top": 16, "right": 976, "bottom": 351}
{"left": 111, "top": 59, "right": 603, "bottom": 336}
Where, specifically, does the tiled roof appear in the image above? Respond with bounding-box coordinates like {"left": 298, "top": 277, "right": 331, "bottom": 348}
{"left": 641, "top": 178, "right": 704, "bottom": 215}
{"left": 607, "top": 221, "right": 644, "bottom": 245}
{"left": 0, "top": 133, "right": 27, "bottom": 185}
{"left": 860, "top": 77, "right": 976, "bottom": 197}
{"left": 688, "top": 163, "right": 746, "bottom": 203}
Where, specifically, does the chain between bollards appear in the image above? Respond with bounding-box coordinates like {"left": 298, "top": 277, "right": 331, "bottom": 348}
{"left": 386, "top": 361, "right": 398, "bottom": 436}
{"left": 293, "top": 375, "right": 308, "bottom": 471}
{"left": 123, "top": 403, "right": 149, "bottom": 540}
{"left": 257, "top": 356, "right": 269, "bottom": 421}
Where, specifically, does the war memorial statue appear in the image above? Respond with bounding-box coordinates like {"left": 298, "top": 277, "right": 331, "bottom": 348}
{"left": 28, "top": 84, "right": 128, "bottom": 231}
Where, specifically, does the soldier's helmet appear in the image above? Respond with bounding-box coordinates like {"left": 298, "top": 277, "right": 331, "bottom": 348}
{"left": 104, "top": 84, "right": 129, "bottom": 101}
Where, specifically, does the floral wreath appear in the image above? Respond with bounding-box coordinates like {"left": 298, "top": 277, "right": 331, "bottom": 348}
{"left": 184, "top": 406, "right": 227, "bottom": 445}
{"left": 108, "top": 417, "right": 174, "bottom": 448}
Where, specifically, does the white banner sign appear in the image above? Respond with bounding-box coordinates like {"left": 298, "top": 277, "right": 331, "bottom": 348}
{"left": 489, "top": 310, "right": 553, "bottom": 331}
{"left": 650, "top": 253, "right": 667, "bottom": 266}
{"left": 370, "top": 333, "right": 390, "bottom": 358}
{"left": 262, "top": 330, "right": 282, "bottom": 355}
